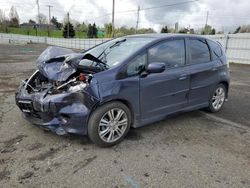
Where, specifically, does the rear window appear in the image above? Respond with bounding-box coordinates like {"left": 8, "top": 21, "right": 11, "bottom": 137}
{"left": 208, "top": 40, "right": 223, "bottom": 59}
{"left": 189, "top": 39, "right": 210, "bottom": 64}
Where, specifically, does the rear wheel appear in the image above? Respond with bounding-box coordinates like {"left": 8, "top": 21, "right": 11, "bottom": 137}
{"left": 88, "top": 102, "right": 131, "bottom": 147}
{"left": 207, "top": 84, "right": 226, "bottom": 113}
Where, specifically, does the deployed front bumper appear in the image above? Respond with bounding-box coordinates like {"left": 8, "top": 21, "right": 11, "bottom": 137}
{"left": 15, "top": 85, "right": 98, "bottom": 135}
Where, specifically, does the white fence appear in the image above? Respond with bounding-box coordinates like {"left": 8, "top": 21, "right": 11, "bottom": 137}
{"left": 205, "top": 33, "right": 250, "bottom": 64}
{"left": 1, "top": 32, "right": 250, "bottom": 64}
{"left": 0, "top": 33, "right": 109, "bottom": 50}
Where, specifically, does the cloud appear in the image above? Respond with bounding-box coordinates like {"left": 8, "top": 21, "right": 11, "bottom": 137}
{"left": 1, "top": 0, "right": 250, "bottom": 32}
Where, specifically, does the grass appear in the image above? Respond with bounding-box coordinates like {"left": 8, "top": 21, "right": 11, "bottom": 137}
{"left": 0, "top": 27, "right": 88, "bottom": 38}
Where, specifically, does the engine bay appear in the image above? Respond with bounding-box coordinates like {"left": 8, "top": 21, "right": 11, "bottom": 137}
{"left": 25, "top": 70, "right": 92, "bottom": 95}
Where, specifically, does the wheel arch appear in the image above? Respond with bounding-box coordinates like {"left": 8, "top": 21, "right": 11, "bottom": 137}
{"left": 218, "top": 80, "right": 229, "bottom": 98}
{"left": 88, "top": 98, "right": 135, "bottom": 129}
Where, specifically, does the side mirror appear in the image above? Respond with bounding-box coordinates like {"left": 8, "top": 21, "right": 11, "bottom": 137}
{"left": 147, "top": 62, "right": 166, "bottom": 74}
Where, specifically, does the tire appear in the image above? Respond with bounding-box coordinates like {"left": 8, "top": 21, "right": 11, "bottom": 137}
{"left": 88, "top": 101, "right": 131, "bottom": 147}
{"left": 207, "top": 84, "right": 226, "bottom": 113}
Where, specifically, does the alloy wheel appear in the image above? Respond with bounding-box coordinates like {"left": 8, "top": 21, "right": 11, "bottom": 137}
{"left": 212, "top": 87, "right": 225, "bottom": 110}
{"left": 98, "top": 108, "right": 128, "bottom": 143}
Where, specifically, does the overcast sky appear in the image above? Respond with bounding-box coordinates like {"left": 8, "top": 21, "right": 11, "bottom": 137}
{"left": 0, "top": 0, "right": 250, "bottom": 32}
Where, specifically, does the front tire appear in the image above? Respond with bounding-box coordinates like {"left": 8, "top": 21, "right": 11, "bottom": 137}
{"left": 88, "top": 102, "right": 131, "bottom": 147}
{"left": 207, "top": 84, "right": 226, "bottom": 113}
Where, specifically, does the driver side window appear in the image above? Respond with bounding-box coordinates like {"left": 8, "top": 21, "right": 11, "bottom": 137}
{"left": 126, "top": 53, "right": 146, "bottom": 77}
{"left": 148, "top": 39, "right": 186, "bottom": 69}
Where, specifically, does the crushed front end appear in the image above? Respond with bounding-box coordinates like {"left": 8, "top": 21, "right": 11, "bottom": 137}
{"left": 15, "top": 70, "right": 99, "bottom": 135}
{"left": 15, "top": 46, "right": 101, "bottom": 135}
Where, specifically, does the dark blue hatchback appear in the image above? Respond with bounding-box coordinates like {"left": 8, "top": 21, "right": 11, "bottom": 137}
{"left": 16, "top": 34, "right": 230, "bottom": 146}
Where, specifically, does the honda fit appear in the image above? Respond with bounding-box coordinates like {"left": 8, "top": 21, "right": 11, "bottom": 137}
{"left": 15, "top": 34, "right": 230, "bottom": 146}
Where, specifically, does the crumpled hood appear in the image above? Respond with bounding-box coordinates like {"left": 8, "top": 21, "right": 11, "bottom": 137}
{"left": 36, "top": 46, "right": 84, "bottom": 81}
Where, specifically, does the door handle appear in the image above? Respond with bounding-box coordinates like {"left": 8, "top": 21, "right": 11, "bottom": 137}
{"left": 179, "top": 74, "right": 187, "bottom": 80}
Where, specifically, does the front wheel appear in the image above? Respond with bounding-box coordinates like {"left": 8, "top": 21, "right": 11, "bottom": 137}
{"left": 207, "top": 84, "right": 226, "bottom": 113}
{"left": 88, "top": 102, "right": 131, "bottom": 147}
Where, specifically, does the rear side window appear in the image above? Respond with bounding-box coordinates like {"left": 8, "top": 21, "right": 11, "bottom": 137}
{"left": 189, "top": 39, "right": 210, "bottom": 64}
{"left": 208, "top": 40, "right": 223, "bottom": 59}
{"left": 148, "top": 39, "right": 185, "bottom": 69}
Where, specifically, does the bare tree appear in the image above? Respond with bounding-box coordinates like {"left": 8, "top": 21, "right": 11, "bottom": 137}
{"left": 9, "top": 6, "right": 19, "bottom": 27}
{"left": 239, "top": 25, "right": 250, "bottom": 33}
{"left": 36, "top": 13, "right": 47, "bottom": 24}
{"left": 0, "top": 9, "right": 4, "bottom": 24}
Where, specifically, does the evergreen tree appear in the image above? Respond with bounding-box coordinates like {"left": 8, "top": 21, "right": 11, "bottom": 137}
{"left": 63, "top": 22, "right": 75, "bottom": 38}
{"left": 51, "top": 16, "right": 62, "bottom": 30}
{"left": 93, "top": 23, "right": 98, "bottom": 38}
{"left": 234, "top": 26, "right": 241, "bottom": 34}
{"left": 104, "top": 23, "right": 112, "bottom": 38}
{"left": 161, "top": 26, "right": 168, "bottom": 33}
{"left": 87, "top": 24, "right": 93, "bottom": 38}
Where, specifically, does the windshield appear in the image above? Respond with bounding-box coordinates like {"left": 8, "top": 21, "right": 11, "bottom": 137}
{"left": 80, "top": 37, "right": 154, "bottom": 69}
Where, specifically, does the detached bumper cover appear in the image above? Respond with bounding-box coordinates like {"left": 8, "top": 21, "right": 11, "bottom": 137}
{"left": 15, "top": 86, "right": 98, "bottom": 135}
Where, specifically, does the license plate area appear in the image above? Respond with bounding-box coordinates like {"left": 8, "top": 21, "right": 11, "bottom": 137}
{"left": 18, "top": 100, "right": 33, "bottom": 113}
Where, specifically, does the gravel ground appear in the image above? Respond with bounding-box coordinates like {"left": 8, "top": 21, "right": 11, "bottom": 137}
{"left": 0, "top": 43, "right": 249, "bottom": 188}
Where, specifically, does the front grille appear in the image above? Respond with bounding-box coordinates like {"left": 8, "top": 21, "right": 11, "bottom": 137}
{"left": 18, "top": 100, "right": 33, "bottom": 113}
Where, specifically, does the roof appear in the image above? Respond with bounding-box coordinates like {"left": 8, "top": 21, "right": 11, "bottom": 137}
{"left": 125, "top": 33, "right": 208, "bottom": 40}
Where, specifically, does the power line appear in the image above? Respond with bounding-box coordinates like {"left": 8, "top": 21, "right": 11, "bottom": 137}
{"left": 115, "top": 0, "right": 199, "bottom": 13}
{"left": 91, "top": 0, "right": 199, "bottom": 19}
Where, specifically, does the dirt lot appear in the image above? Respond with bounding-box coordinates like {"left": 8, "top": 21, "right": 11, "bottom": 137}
{"left": 0, "top": 43, "right": 249, "bottom": 188}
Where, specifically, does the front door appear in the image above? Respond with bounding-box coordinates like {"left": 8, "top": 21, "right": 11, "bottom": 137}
{"left": 140, "top": 38, "right": 190, "bottom": 122}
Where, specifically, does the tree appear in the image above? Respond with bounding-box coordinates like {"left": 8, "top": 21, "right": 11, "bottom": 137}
{"left": 234, "top": 26, "right": 241, "bottom": 34}
{"left": 51, "top": 16, "right": 62, "bottom": 30}
{"left": 179, "top": 28, "right": 188, "bottom": 33}
{"left": 211, "top": 28, "right": 216, "bottom": 35}
{"left": 161, "top": 26, "right": 169, "bottom": 33}
{"left": 87, "top": 23, "right": 93, "bottom": 38}
{"left": 36, "top": 13, "right": 47, "bottom": 24}
{"left": 0, "top": 9, "right": 5, "bottom": 24}
{"left": 29, "top": 19, "right": 36, "bottom": 24}
{"left": 9, "top": 6, "right": 19, "bottom": 27}
{"left": 104, "top": 23, "right": 112, "bottom": 38}
{"left": 113, "top": 25, "right": 155, "bottom": 37}
{"left": 81, "top": 22, "right": 88, "bottom": 33}
{"left": 63, "top": 22, "right": 75, "bottom": 38}
{"left": 238, "top": 25, "right": 250, "bottom": 33}
{"left": 201, "top": 25, "right": 216, "bottom": 35}
{"left": 92, "top": 23, "right": 98, "bottom": 38}
{"left": 75, "top": 22, "right": 88, "bottom": 35}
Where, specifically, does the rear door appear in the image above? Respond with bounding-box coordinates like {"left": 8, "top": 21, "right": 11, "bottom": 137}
{"left": 187, "top": 38, "right": 220, "bottom": 106}
{"left": 139, "top": 38, "right": 190, "bottom": 121}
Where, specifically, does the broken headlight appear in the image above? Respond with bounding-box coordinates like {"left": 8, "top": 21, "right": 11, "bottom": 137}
{"left": 68, "top": 83, "right": 86, "bottom": 92}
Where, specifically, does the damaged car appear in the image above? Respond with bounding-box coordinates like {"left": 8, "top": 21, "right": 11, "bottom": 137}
{"left": 16, "top": 34, "right": 230, "bottom": 147}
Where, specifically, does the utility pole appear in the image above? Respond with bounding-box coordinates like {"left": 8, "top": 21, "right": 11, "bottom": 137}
{"left": 135, "top": 6, "right": 140, "bottom": 34}
{"left": 36, "top": 0, "right": 40, "bottom": 24}
{"left": 112, "top": 0, "right": 115, "bottom": 38}
{"left": 205, "top": 11, "right": 209, "bottom": 34}
{"left": 67, "top": 12, "right": 70, "bottom": 38}
{"left": 36, "top": 0, "right": 40, "bottom": 35}
{"left": 46, "top": 5, "right": 53, "bottom": 37}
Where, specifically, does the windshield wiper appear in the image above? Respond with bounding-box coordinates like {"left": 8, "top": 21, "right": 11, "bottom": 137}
{"left": 96, "top": 39, "right": 127, "bottom": 62}
{"left": 81, "top": 53, "right": 109, "bottom": 70}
